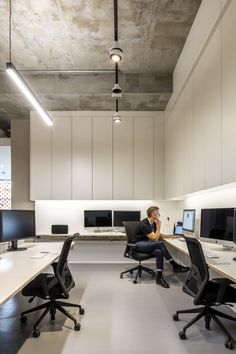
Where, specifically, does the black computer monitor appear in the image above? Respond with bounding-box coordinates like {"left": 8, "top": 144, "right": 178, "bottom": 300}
{"left": 182, "top": 209, "right": 195, "bottom": 232}
{"left": 200, "top": 208, "right": 235, "bottom": 247}
{"left": 113, "top": 211, "right": 141, "bottom": 227}
{"left": 0, "top": 210, "right": 35, "bottom": 251}
{"left": 84, "top": 210, "right": 112, "bottom": 228}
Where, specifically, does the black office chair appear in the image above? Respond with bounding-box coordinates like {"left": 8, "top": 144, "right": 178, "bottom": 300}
{"left": 120, "top": 221, "right": 155, "bottom": 284}
{"left": 173, "top": 236, "right": 236, "bottom": 349}
{"left": 20, "top": 234, "right": 84, "bottom": 338}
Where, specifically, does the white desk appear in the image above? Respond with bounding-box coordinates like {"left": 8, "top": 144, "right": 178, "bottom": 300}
{"left": 164, "top": 238, "right": 236, "bottom": 282}
{"left": 0, "top": 242, "right": 64, "bottom": 306}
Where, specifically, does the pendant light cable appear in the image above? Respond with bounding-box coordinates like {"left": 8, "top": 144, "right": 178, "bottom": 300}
{"left": 9, "top": 0, "right": 12, "bottom": 62}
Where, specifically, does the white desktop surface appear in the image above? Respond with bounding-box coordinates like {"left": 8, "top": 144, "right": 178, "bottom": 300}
{"left": 80, "top": 231, "right": 125, "bottom": 236}
{"left": 0, "top": 242, "right": 63, "bottom": 306}
{"left": 164, "top": 238, "right": 236, "bottom": 282}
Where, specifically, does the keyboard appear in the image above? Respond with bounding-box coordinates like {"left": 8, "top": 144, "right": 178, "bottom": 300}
{"left": 178, "top": 237, "right": 185, "bottom": 242}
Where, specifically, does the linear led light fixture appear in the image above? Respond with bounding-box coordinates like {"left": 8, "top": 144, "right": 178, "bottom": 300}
{"left": 6, "top": 62, "right": 53, "bottom": 126}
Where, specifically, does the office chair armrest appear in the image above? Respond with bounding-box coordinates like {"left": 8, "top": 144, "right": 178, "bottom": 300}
{"left": 123, "top": 243, "right": 136, "bottom": 258}
{"left": 73, "top": 232, "right": 80, "bottom": 239}
{"left": 212, "top": 278, "right": 235, "bottom": 304}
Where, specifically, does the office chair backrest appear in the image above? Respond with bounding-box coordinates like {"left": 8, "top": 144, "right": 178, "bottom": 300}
{"left": 53, "top": 234, "right": 79, "bottom": 298}
{"left": 123, "top": 221, "right": 140, "bottom": 243}
{"left": 183, "top": 236, "right": 209, "bottom": 304}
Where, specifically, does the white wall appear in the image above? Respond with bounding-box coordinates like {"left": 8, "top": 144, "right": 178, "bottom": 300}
{"left": 35, "top": 200, "right": 179, "bottom": 235}
{"left": 0, "top": 140, "right": 11, "bottom": 180}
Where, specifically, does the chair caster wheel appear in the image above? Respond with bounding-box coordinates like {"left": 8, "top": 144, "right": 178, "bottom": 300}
{"left": 133, "top": 280, "right": 137, "bottom": 284}
{"left": 120, "top": 274, "right": 123, "bottom": 279}
{"left": 179, "top": 331, "right": 187, "bottom": 340}
{"left": 79, "top": 308, "right": 85, "bottom": 315}
{"left": 20, "top": 315, "right": 27, "bottom": 323}
{"left": 225, "top": 339, "right": 234, "bottom": 349}
{"left": 74, "top": 323, "right": 81, "bottom": 331}
{"left": 172, "top": 314, "right": 179, "bottom": 321}
{"left": 32, "top": 329, "right": 40, "bottom": 338}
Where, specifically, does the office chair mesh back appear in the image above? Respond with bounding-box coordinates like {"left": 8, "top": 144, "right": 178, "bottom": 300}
{"left": 53, "top": 236, "right": 75, "bottom": 297}
{"left": 123, "top": 221, "right": 140, "bottom": 257}
{"left": 183, "top": 236, "right": 209, "bottom": 303}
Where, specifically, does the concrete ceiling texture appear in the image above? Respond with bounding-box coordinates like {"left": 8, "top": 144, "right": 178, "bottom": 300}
{"left": 0, "top": 0, "right": 202, "bottom": 135}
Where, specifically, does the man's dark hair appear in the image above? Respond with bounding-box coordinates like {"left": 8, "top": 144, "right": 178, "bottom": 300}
{"left": 147, "top": 206, "right": 159, "bottom": 217}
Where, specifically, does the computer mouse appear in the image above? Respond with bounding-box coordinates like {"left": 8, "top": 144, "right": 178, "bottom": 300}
{"left": 233, "top": 257, "right": 236, "bottom": 261}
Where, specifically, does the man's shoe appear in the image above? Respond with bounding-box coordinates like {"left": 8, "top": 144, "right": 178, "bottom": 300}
{"left": 156, "top": 276, "right": 170, "bottom": 288}
{"left": 173, "top": 264, "right": 190, "bottom": 273}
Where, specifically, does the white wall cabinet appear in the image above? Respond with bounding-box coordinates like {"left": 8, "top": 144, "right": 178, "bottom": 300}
{"left": 30, "top": 112, "right": 163, "bottom": 200}
{"left": 113, "top": 116, "right": 133, "bottom": 199}
{"left": 183, "top": 79, "right": 193, "bottom": 195}
{"left": 133, "top": 116, "right": 154, "bottom": 199}
{"left": 203, "top": 26, "right": 221, "bottom": 189}
{"left": 92, "top": 116, "right": 113, "bottom": 200}
{"left": 154, "top": 113, "right": 164, "bottom": 200}
{"left": 51, "top": 116, "right": 72, "bottom": 199}
{"left": 192, "top": 56, "right": 206, "bottom": 193}
{"left": 222, "top": 1, "right": 236, "bottom": 184}
{"left": 30, "top": 113, "right": 52, "bottom": 200}
{"left": 164, "top": 2, "right": 223, "bottom": 199}
{"left": 72, "top": 116, "right": 93, "bottom": 199}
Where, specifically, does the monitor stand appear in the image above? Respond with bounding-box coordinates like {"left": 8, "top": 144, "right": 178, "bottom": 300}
{"left": 7, "top": 240, "right": 27, "bottom": 252}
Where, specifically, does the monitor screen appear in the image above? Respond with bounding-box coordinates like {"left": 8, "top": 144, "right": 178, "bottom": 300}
{"left": 84, "top": 210, "right": 112, "bottom": 227}
{"left": 0, "top": 210, "right": 35, "bottom": 250}
{"left": 200, "top": 208, "right": 234, "bottom": 243}
{"left": 182, "top": 209, "right": 195, "bottom": 232}
{"left": 174, "top": 225, "right": 183, "bottom": 235}
{"left": 114, "top": 211, "right": 141, "bottom": 227}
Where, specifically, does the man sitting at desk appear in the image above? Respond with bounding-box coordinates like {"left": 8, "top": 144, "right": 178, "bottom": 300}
{"left": 134, "top": 206, "right": 189, "bottom": 288}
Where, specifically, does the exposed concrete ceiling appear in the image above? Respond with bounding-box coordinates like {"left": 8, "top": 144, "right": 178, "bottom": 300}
{"left": 0, "top": 0, "right": 202, "bottom": 133}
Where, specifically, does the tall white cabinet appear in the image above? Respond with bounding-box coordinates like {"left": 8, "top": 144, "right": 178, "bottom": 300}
{"left": 51, "top": 116, "right": 72, "bottom": 199}
{"left": 92, "top": 116, "right": 113, "bottom": 200}
{"left": 30, "top": 111, "right": 164, "bottom": 200}
{"left": 72, "top": 116, "right": 93, "bottom": 199}
{"left": 164, "top": 0, "right": 232, "bottom": 199}
{"left": 222, "top": 1, "right": 236, "bottom": 184}
{"left": 133, "top": 116, "right": 154, "bottom": 199}
{"left": 30, "top": 113, "right": 52, "bottom": 200}
{"left": 113, "top": 115, "right": 133, "bottom": 199}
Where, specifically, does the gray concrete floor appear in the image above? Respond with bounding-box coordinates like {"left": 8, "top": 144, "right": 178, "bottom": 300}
{"left": 1, "top": 242, "right": 236, "bottom": 353}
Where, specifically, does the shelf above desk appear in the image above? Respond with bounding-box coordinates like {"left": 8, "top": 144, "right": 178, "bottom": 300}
{"left": 37, "top": 232, "right": 127, "bottom": 241}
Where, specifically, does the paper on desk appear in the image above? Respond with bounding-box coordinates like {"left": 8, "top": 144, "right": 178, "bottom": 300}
{"left": 211, "top": 261, "right": 231, "bottom": 265}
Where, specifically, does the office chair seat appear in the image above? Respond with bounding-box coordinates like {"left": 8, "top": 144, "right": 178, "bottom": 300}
{"left": 20, "top": 235, "right": 84, "bottom": 338}
{"left": 131, "top": 251, "right": 155, "bottom": 262}
{"left": 22, "top": 272, "right": 75, "bottom": 300}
